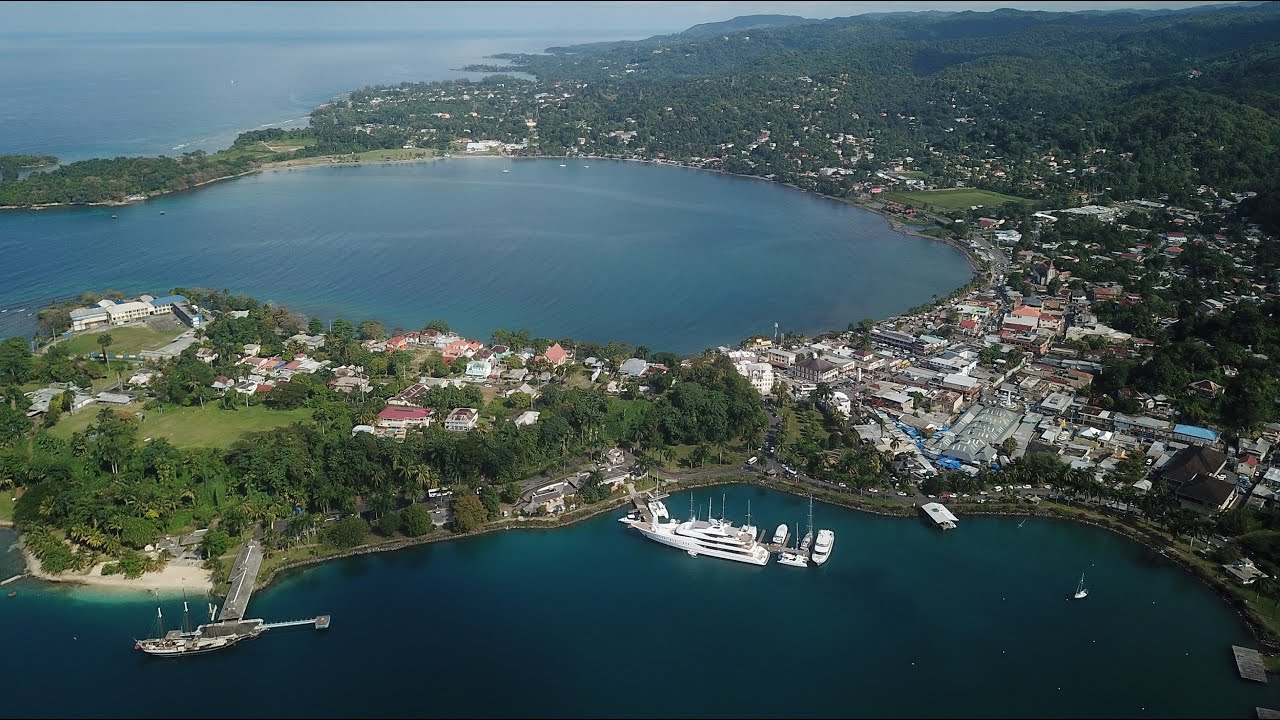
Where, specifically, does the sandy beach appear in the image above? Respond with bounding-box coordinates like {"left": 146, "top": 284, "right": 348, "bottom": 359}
{"left": 20, "top": 546, "right": 213, "bottom": 593}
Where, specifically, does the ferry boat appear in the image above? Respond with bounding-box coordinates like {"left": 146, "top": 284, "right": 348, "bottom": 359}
{"left": 811, "top": 529, "right": 835, "bottom": 565}
{"left": 622, "top": 496, "right": 769, "bottom": 566}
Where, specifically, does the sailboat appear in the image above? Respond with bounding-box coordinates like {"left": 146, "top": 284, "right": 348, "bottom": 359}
{"left": 1073, "top": 572, "right": 1089, "bottom": 600}
{"left": 1018, "top": 518, "right": 1027, "bottom": 529}
{"left": 799, "top": 497, "right": 814, "bottom": 554}
{"left": 777, "top": 517, "right": 809, "bottom": 567}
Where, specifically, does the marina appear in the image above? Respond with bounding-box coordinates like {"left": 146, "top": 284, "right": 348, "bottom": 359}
{"left": 624, "top": 491, "right": 835, "bottom": 568}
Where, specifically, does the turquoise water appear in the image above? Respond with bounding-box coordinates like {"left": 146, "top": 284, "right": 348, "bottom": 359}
{"left": 3, "top": 486, "right": 1278, "bottom": 718}
{"left": 0, "top": 159, "right": 972, "bottom": 352}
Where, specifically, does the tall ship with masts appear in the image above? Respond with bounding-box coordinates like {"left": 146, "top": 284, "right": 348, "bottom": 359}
{"left": 134, "top": 597, "right": 266, "bottom": 657}
{"left": 621, "top": 493, "right": 770, "bottom": 566}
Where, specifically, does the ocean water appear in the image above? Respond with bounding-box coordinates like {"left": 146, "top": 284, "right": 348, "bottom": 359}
{"left": 2, "top": 486, "right": 1277, "bottom": 718}
{"left": 0, "top": 31, "right": 608, "bottom": 162}
{"left": 0, "top": 158, "right": 973, "bottom": 352}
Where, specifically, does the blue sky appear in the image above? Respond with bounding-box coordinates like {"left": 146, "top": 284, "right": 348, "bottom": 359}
{"left": 1, "top": 1, "right": 1245, "bottom": 37}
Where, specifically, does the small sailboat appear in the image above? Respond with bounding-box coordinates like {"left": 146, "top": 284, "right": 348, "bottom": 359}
{"left": 777, "top": 518, "right": 809, "bottom": 567}
{"left": 1073, "top": 572, "right": 1089, "bottom": 600}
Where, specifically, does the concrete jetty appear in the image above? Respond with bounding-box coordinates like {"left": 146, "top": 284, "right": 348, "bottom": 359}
{"left": 1234, "top": 645, "right": 1268, "bottom": 683}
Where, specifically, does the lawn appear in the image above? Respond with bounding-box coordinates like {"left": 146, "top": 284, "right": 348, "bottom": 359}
{"left": 50, "top": 403, "right": 314, "bottom": 449}
{"left": 0, "top": 493, "right": 13, "bottom": 524}
{"left": 881, "top": 188, "right": 1032, "bottom": 211}
{"left": 60, "top": 324, "right": 186, "bottom": 357}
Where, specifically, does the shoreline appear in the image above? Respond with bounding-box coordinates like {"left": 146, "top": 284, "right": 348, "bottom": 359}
{"left": 253, "top": 472, "right": 1280, "bottom": 652}
{"left": 14, "top": 538, "right": 213, "bottom": 594}
{"left": 13, "top": 471, "right": 1276, "bottom": 651}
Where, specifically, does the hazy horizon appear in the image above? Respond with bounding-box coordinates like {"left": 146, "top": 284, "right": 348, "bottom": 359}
{"left": 1, "top": 0, "right": 1249, "bottom": 39}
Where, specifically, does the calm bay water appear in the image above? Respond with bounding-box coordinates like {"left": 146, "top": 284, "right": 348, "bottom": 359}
{"left": 2, "top": 485, "right": 1277, "bottom": 718}
{"left": 0, "top": 158, "right": 972, "bottom": 352}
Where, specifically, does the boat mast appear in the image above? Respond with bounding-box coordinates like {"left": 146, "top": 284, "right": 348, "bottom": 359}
{"left": 721, "top": 493, "right": 726, "bottom": 522}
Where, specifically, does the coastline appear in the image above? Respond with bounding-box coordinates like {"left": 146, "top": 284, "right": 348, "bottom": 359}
{"left": 16, "top": 541, "right": 213, "bottom": 594}
{"left": 12, "top": 470, "right": 1275, "bottom": 652}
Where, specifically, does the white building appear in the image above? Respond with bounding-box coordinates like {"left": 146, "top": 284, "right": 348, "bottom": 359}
{"left": 105, "top": 301, "right": 154, "bottom": 326}
{"left": 734, "top": 361, "right": 775, "bottom": 395}
{"left": 444, "top": 407, "right": 480, "bottom": 432}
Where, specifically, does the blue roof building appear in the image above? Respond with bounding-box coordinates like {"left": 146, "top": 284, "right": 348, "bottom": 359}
{"left": 149, "top": 295, "right": 188, "bottom": 308}
{"left": 1173, "top": 424, "right": 1221, "bottom": 446}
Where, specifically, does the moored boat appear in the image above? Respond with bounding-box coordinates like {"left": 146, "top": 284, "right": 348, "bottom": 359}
{"left": 811, "top": 529, "right": 835, "bottom": 565}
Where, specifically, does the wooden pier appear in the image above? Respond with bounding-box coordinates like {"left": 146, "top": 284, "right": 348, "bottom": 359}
{"left": 218, "top": 540, "right": 263, "bottom": 622}
{"left": 1233, "top": 645, "right": 1269, "bottom": 683}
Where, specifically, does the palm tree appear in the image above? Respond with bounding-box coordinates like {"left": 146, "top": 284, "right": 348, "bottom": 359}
{"left": 96, "top": 333, "right": 114, "bottom": 369}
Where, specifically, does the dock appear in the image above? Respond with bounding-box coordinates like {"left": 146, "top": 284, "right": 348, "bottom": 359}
{"left": 262, "top": 615, "right": 331, "bottom": 631}
{"left": 1257, "top": 708, "right": 1280, "bottom": 719}
{"left": 218, "top": 540, "right": 263, "bottom": 622}
{"left": 1233, "top": 645, "right": 1269, "bottom": 683}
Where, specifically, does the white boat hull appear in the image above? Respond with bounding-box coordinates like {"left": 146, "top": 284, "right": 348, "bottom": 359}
{"left": 634, "top": 524, "right": 769, "bottom": 566}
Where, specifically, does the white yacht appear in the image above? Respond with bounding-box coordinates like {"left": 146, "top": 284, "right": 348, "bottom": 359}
{"left": 622, "top": 497, "right": 769, "bottom": 566}
{"left": 772, "top": 523, "right": 788, "bottom": 546}
{"left": 811, "top": 529, "right": 835, "bottom": 565}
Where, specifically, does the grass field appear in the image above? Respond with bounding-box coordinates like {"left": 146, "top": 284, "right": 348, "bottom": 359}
{"left": 881, "top": 187, "right": 1032, "bottom": 211}
{"left": 50, "top": 403, "right": 314, "bottom": 449}
{"left": 61, "top": 324, "right": 186, "bottom": 357}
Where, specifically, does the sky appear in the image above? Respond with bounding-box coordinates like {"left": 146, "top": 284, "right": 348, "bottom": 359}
{"left": 0, "top": 0, "right": 1246, "bottom": 37}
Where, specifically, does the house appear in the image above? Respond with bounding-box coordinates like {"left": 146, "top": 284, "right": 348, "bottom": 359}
{"left": 212, "top": 376, "right": 233, "bottom": 391}
{"left": 465, "top": 359, "right": 494, "bottom": 378}
{"left": 1224, "top": 558, "right": 1269, "bottom": 586}
{"left": 444, "top": 407, "right": 479, "bottom": 432}
{"left": 503, "top": 367, "right": 529, "bottom": 382}
{"left": 619, "top": 358, "right": 649, "bottom": 377}
{"left": 387, "top": 383, "right": 430, "bottom": 407}
{"left": 373, "top": 406, "right": 434, "bottom": 441}
{"left": 1188, "top": 379, "right": 1224, "bottom": 398}
{"left": 513, "top": 410, "right": 541, "bottom": 426}
{"left": 196, "top": 347, "right": 218, "bottom": 364}
{"left": 285, "top": 333, "right": 326, "bottom": 350}
{"left": 543, "top": 342, "right": 570, "bottom": 367}
{"left": 503, "top": 383, "right": 540, "bottom": 401}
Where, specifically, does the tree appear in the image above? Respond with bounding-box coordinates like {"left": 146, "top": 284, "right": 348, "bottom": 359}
{"left": 0, "top": 337, "right": 33, "bottom": 384}
{"left": 500, "top": 481, "right": 521, "bottom": 504}
{"left": 479, "top": 485, "right": 501, "bottom": 520}
{"left": 324, "top": 516, "right": 369, "bottom": 548}
{"left": 200, "top": 529, "right": 234, "bottom": 559}
{"left": 357, "top": 320, "right": 386, "bottom": 341}
{"left": 96, "top": 333, "right": 114, "bottom": 369}
{"left": 377, "top": 509, "right": 402, "bottom": 536}
{"left": 450, "top": 493, "right": 488, "bottom": 533}
{"left": 1000, "top": 437, "right": 1019, "bottom": 456}
{"left": 401, "top": 504, "right": 433, "bottom": 537}
{"left": 307, "top": 317, "right": 324, "bottom": 335}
